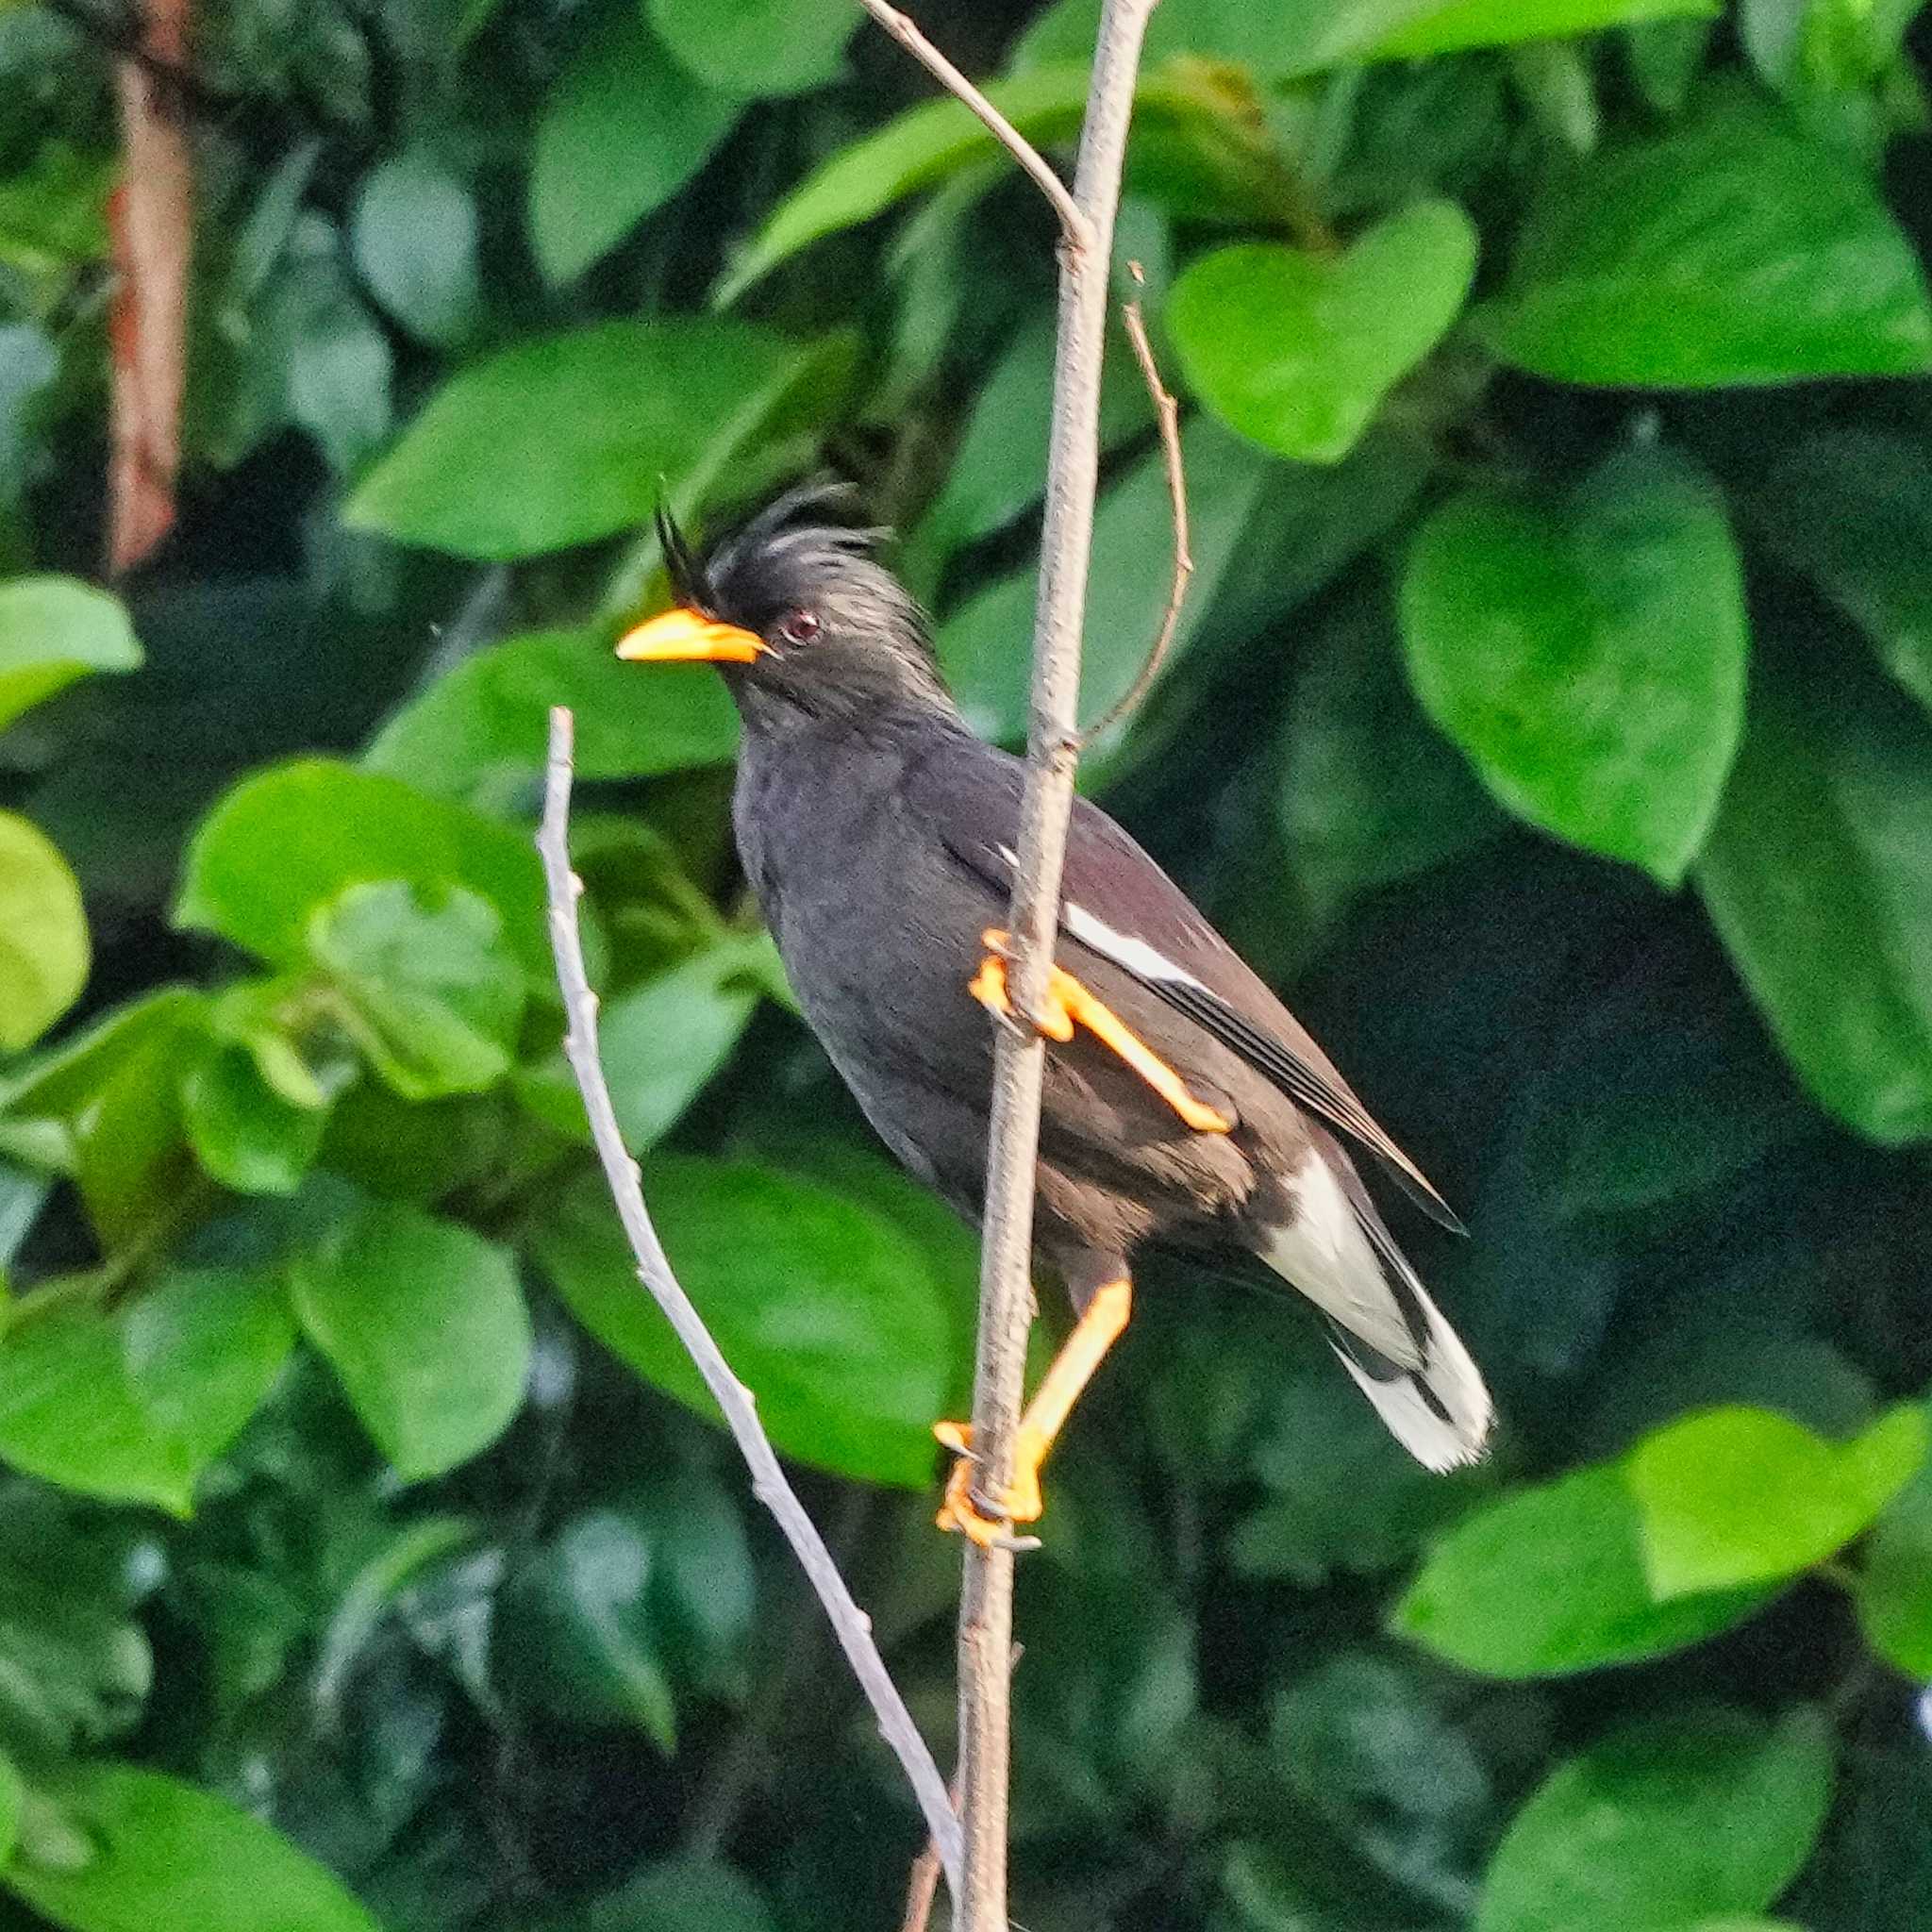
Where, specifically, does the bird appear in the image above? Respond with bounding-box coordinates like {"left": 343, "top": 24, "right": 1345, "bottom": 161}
{"left": 615, "top": 485, "right": 1491, "bottom": 1546}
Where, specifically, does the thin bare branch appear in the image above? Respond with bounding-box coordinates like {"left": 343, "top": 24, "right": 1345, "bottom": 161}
{"left": 1078, "top": 263, "right": 1193, "bottom": 747}
{"left": 856, "top": 1, "right": 1091, "bottom": 252}
{"left": 538, "top": 708, "right": 960, "bottom": 1905}
{"left": 954, "top": 5, "right": 1161, "bottom": 1930}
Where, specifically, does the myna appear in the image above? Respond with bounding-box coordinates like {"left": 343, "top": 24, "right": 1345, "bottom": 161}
{"left": 618, "top": 488, "right": 1492, "bottom": 1544}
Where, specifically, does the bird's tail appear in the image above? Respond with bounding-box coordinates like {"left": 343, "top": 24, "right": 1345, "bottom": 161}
{"left": 1258, "top": 1140, "right": 1492, "bottom": 1472}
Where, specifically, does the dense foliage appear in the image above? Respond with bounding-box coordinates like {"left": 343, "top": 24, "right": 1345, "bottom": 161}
{"left": 4, "top": 0, "right": 1932, "bottom": 1926}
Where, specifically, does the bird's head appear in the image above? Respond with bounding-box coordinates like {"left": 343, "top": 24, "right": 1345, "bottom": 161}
{"left": 616, "top": 485, "right": 951, "bottom": 729}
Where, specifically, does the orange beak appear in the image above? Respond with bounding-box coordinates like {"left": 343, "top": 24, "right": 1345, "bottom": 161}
{"left": 615, "top": 607, "right": 767, "bottom": 664}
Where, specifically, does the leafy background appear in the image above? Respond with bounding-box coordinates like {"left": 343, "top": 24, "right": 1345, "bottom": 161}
{"left": 3, "top": 0, "right": 1932, "bottom": 1927}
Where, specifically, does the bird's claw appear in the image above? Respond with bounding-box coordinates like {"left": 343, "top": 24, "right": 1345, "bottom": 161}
{"left": 933, "top": 1419, "right": 1044, "bottom": 1550}
{"left": 968, "top": 931, "right": 1076, "bottom": 1043}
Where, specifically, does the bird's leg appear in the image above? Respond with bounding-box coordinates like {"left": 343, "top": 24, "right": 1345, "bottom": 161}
{"left": 970, "top": 929, "right": 1233, "bottom": 1135}
{"left": 935, "top": 1274, "right": 1132, "bottom": 1547}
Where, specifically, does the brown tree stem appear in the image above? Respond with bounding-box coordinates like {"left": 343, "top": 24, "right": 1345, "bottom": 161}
{"left": 538, "top": 709, "right": 960, "bottom": 1903}
{"left": 954, "top": 5, "right": 1161, "bottom": 1930}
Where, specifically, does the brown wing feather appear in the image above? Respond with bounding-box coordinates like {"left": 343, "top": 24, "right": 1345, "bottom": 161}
{"left": 904, "top": 733, "right": 1461, "bottom": 1232}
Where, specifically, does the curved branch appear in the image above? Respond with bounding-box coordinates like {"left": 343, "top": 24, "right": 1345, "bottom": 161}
{"left": 855, "top": 1, "right": 1091, "bottom": 251}
{"left": 1079, "top": 264, "right": 1192, "bottom": 746}
{"left": 538, "top": 708, "right": 961, "bottom": 1903}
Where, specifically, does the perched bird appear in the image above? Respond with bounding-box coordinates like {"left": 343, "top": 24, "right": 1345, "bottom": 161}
{"left": 617, "top": 487, "right": 1491, "bottom": 1544}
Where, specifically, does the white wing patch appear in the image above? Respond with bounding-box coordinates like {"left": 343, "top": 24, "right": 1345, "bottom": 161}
{"left": 1261, "top": 1154, "right": 1424, "bottom": 1368}
{"left": 1264, "top": 1152, "right": 1493, "bottom": 1472}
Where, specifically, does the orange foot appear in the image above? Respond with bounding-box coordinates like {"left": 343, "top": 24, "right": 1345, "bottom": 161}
{"left": 933, "top": 1419, "right": 1045, "bottom": 1548}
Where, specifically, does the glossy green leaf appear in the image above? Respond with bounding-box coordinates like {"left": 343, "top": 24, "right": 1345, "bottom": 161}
{"left": 941, "top": 416, "right": 1272, "bottom": 743}
{"left": 1629, "top": 1404, "right": 1926, "bottom": 1599}
{"left": 647, "top": 0, "right": 853, "bottom": 97}
{"left": 1401, "top": 447, "right": 1747, "bottom": 883}
{"left": 0, "top": 812, "right": 88, "bottom": 1052}
{"left": 1747, "top": 430, "right": 1932, "bottom": 720}
{"left": 1475, "top": 1706, "right": 1834, "bottom": 1932}
{"left": 497, "top": 1507, "right": 677, "bottom": 1746}
{"left": 1020, "top": 0, "right": 1716, "bottom": 75}
{"left": 720, "top": 62, "right": 1274, "bottom": 302}
{"left": 364, "top": 625, "right": 738, "bottom": 803}
{"left": 181, "top": 1043, "right": 327, "bottom": 1195}
{"left": 575, "top": 941, "right": 768, "bottom": 1149}
{"left": 1170, "top": 204, "right": 1476, "bottom": 464}
{"left": 530, "top": 5, "right": 741, "bottom": 285}
{"left": 308, "top": 881, "right": 525, "bottom": 1099}
{"left": 1372, "top": 0, "right": 1720, "bottom": 60}
{"left": 8, "top": 1761, "right": 381, "bottom": 1932}
{"left": 1488, "top": 92, "right": 1932, "bottom": 385}
{"left": 351, "top": 148, "right": 481, "bottom": 347}
{"left": 0, "top": 575, "right": 141, "bottom": 732}
{"left": 1278, "top": 600, "right": 1504, "bottom": 927}
{"left": 175, "top": 759, "right": 548, "bottom": 980}
{"left": 345, "top": 319, "right": 852, "bottom": 558}
{"left": 537, "top": 1158, "right": 958, "bottom": 1487}
{"left": 290, "top": 1196, "right": 530, "bottom": 1480}
{"left": 0, "top": 1305, "right": 199, "bottom": 1513}
{"left": 1394, "top": 1462, "right": 1775, "bottom": 1676}
{"left": 0, "top": 1746, "right": 20, "bottom": 1867}
{"left": 1856, "top": 1448, "right": 1932, "bottom": 1678}
{"left": 122, "top": 1267, "right": 295, "bottom": 1469}
{"left": 1697, "top": 662, "right": 1932, "bottom": 1144}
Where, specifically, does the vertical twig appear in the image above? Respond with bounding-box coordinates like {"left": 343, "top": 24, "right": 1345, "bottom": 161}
{"left": 538, "top": 710, "right": 961, "bottom": 1902}
{"left": 956, "top": 6, "right": 1161, "bottom": 1930}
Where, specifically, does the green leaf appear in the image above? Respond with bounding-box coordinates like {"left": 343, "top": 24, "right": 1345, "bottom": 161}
{"left": 537, "top": 1158, "right": 958, "bottom": 1487}
{"left": 1278, "top": 600, "right": 1504, "bottom": 928}
{"left": 0, "top": 1746, "right": 20, "bottom": 1867}
{"left": 1475, "top": 1707, "right": 1834, "bottom": 1932}
{"left": 719, "top": 62, "right": 1275, "bottom": 302}
{"left": 365, "top": 625, "right": 738, "bottom": 803}
{"left": 0, "top": 1305, "right": 199, "bottom": 1514}
{"left": 1170, "top": 204, "right": 1476, "bottom": 464}
{"left": 1371, "top": 0, "right": 1720, "bottom": 61}
{"left": 530, "top": 4, "right": 742, "bottom": 285}
{"left": 1856, "top": 1446, "right": 1932, "bottom": 1677}
{"left": 1487, "top": 91, "right": 1932, "bottom": 385}
{"left": 498, "top": 1507, "right": 678, "bottom": 1746}
{"left": 558, "top": 941, "right": 767, "bottom": 1149}
{"left": 1400, "top": 446, "right": 1747, "bottom": 883}
{"left": 175, "top": 758, "right": 549, "bottom": 981}
{"left": 1020, "top": 0, "right": 1717, "bottom": 75}
{"left": 8, "top": 1761, "right": 381, "bottom": 1932}
{"left": 1628, "top": 1404, "right": 1927, "bottom": 1599}
{"left": 1746, "top": 430, "right": 1932, "bottom": 720}
{"left": 289, "top": 1196, "right": 530, "bottom": 1480}
{"left": 1696, "top": 661, "right": 1932, "bottom": 1144}
{"left": 180, "top": 1044, "right": 327, "bottom": 1195}
{"left": 122, "top": 1268, "right": 295, "bottom": 1470}
{"left": 344, "top": 319, "right": 853, "bottom": 559}
{"left": 0, "top": 575, "right": 142, "bottom": 732}
{"left": 940, "top": 416, "right": 1272, "bottom": 744}
{"left": 308, "top": 881, "right": 525, "bottom": 1100}
{"left": 0, "top": 813, "right": 88, "bottom": 1053}
{"left": 1394, "top": 1462, "right": 1776, "bottom": 1676}
{"left": 351, "top": 148, "right": 482, "bottom": 347}
{"left": 531, "top": 1859, "right": 777, "bottom": 1932}
{"left": 647, "top": 0, "right": 854, "bottom": 97}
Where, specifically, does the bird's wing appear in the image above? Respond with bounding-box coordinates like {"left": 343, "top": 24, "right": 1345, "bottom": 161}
{"left": 905, "top": 733, "right": 1461, "bottom": 1233}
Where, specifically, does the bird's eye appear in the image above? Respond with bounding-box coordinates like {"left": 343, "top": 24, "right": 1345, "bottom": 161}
{"left": 777, "top": 609, "right": 821, "bottom": 646}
